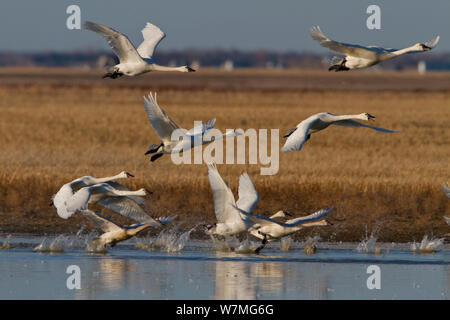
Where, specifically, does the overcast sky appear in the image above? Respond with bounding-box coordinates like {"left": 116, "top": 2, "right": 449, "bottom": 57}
{"left": 0, "top": 0, "right": 448, "bottom": 53}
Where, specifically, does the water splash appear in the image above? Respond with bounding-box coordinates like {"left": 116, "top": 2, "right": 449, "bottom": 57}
{"left": 411, "top": 235, "right": 444, "bottom": 253}
{"left": 234, "top": 238, "right": 260, "bottom": 254}
{"left": 356, "top": 226, "right": 382, "bottom": 254}
{"left": 302, "top": 235, "right": 321, "bottom": 255}
{"left": 0, "top": 235, "right": 12, "bottom": 250}
{"left": 85, "top": 238, "right": 108, "bottom": 254}
{"left": 136, "top": 228, "right": 194, "bottom": 253}
{"left": 34, "top": 235, "right": 67, "bottom": 253}
{"left": 280, "top": 237, "right": 292, "bottom": 252}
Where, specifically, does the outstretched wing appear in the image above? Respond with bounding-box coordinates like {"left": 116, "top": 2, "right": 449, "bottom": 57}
{"left": 81, "top": 209, "right": 123, "bottom": 233}
{"left": 84, "top": 21, "right": 143, "bottom": 63}
{"left": 331, "top": 119, "right": 398, "bottom": 133}
{"left": 207, "top": 162, "right": 240, "bottom": 223}
{"left": 96, "top": 196, "right": 162, "bottom": 227}
{"left": 310, "top": 26, "right": 378, "bottom": 60}
{"left": 136, "top": 22, "right": 166, "bottom": 59}
{"left": 235, "top": 206, "right": 332, "bottom": 228}
{"left": 284, "top": 208, "right": 333, "bottom": 226}
{"left": 236, "top": 173, "right": 259, "bottom": 213}
{"left": 143, "top": 92, "right": 180, "bottom": 142}
{"left": 281, "top": 116, "right": 319, "bottom": 152}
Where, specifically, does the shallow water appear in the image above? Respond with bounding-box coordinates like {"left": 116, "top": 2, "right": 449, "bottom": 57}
{"left": 0, "top": 235, "right": 449, "bottom": 300}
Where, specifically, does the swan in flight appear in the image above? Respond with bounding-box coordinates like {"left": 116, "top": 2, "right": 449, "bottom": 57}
{"left": 53, "top": 178, "right": 157, "bottom": 226}
{"left": 202, "top": 162, "right": 257, "bottom": 236}
{"left": 281, "top": 112, "right": 397, "bottom": 153}
{"left": 82, "top": 209, "right": 174, "bottom": 248}
{"left": 310, "top": 26, "right": 440, "bottom": 71}
{"left": 143, "top": 92, "right": 240, "bottom": 162}
{"left": 235, "top": 206, "right": 333, "bottom": 253}
{"left": 57, "top": 183, "right": 153, "bottom": 221}
{"left": 51, "top": 172, "right": 142, "bottom": 217}
{"left": 84, "top": 21, "right": 195, "bottom": 78}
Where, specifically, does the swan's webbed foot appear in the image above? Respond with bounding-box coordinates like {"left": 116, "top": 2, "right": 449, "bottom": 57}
{"left": 328, "top": 64, "right": 349, "bottom": 72}
{"left": 328, "top": 59, "right": 349, "bottom": 72}
{"left": 150, "top": 153, "right": 163, "bottom": 162}
{"left": 102, "top": 71, "right": 124, "bottom": 79}
{"left": 145, "top": 143, "right": 163, "bottom": 155}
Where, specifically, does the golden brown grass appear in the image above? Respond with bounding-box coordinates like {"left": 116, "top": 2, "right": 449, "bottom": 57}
{"left": 0, "top": 68, "right": 449, "bottom": 241}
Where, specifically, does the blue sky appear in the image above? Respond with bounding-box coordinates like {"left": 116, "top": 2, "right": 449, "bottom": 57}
{"left": 0, "top": 0, "right": 448, "bottom": 52}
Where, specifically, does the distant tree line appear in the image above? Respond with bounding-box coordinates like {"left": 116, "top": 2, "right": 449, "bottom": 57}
{"left": 0, "top": 49, "right": 449, "bottom": 70}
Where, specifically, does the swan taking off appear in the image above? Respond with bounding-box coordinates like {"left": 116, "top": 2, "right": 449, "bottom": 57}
{"left": 143, "top": 92, "right": 240, "bottom": 162}
{"left": 84, "top": 21, "right": 195, "bottom": 78}
{"left": 310, "top": 26, "right": 440, "bottom": 71}
{"left": 281, "top": 112, "right": 397, "bottom": 153}
{"left": 202, "top": 162, "right": 256, "bottom": 237}
{"left": 57, "top": 183, "right": 156, "bottom": 223}
{"left": 51, "top": 172, "right": 140, "bottom": 218}
{"left": 82, "top": 209, "right": 174, "bottom": 248}
{"left": 235, "top": 206, "right": 333, "bottom": 253}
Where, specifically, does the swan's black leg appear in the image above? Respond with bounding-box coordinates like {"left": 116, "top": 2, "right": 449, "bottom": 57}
{"left": 254, "top": 235, "right": 268, "bottom": 254}
{"left": 150, "top": 153, "right": 164, "bottom": 162}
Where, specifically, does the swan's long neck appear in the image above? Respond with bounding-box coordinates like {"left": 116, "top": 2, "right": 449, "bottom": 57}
{"left": 114, "top": 188, "right": 146, "bottom": 197}
{"left": 150, "top": 64, "right": 187, "bottom": 72}
{"left": 301, "top": 220, "right": 328, "bottom": 227}
{"left": 329, "top": 114, "right": 367, "bottom": 121}
{"left": 127, "top": 225, "right": 150, "bottom": 236}
{"left": 92, "top": 172, "right": 126, "bottom": 184}
{"left": 379, "top": 46, "right": 418, "bottom": 61}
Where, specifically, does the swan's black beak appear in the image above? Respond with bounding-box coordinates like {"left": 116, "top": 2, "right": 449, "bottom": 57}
{"left": 145, "top": 189, "right": 153, "bottom": 195}
{"left": 125, "top": 172, "right": 135, "bottom": 178}
{"left": 367, "top": 113, "right": 376, "bottom": 121}
{"left": 49, "top": 202, "right": 54, "bottom": 207}
{"left": 187, "top": 66, "right": 196, "bottom": 72}
{"left": 422, "top": 44, "right": 432, "bottom": 51}
{"left": 325, "top": 220, "right": 333, "bottom": 226}
{"left": 283, "top": 211, "right": 293, "bottom": 217}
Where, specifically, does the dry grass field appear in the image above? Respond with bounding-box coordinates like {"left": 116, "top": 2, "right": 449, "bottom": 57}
{"left": 0, "top": 67, "right": 449, "bottom": 242}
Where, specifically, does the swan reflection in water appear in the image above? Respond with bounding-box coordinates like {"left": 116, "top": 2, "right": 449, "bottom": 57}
{"left": 212, "top": 253, "right": 330, "bottom": 300}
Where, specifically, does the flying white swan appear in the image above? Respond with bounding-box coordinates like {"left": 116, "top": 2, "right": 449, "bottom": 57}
{"left": 143, "top": 92, "right": 240, "bottom": 161}
{"left": 82, "top": 209, "right": 174, "bottom": 248}
{"left": 60, "top": 183, "right": 153, "bottom": 221}
{"left": 202, "top": 163, "right": 255, "bottom": 236}
{"left": 281, "top": 112, "right": 397, "bottom": 153}
{"left": 235, "top": 206, "right": 333, "bottom": 253}
{"left": 310, "top": 26, "right": 440, "bottom": 71}
{"left": 84, "top": 21, "right": 195, "bottom": 78}
{"left": 51, "top": 172, "right": 142, "bottom": 217}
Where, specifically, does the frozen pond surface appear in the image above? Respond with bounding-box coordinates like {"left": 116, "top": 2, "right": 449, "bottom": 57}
{"left": 0, "top": 235, "right": 448, "bottom": 300}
